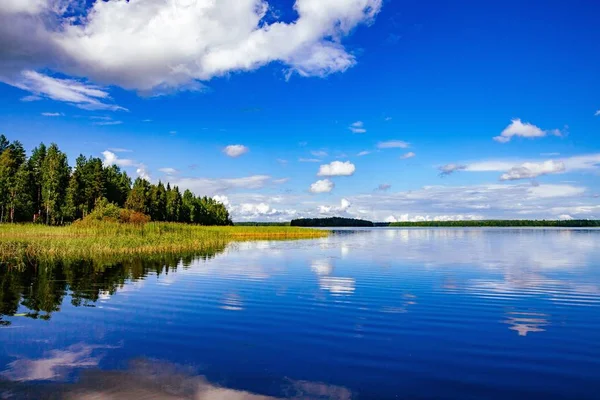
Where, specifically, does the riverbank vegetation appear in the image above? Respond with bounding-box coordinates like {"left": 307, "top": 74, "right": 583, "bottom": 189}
{"left": 0, "top": 135, "right": 230, "bottom": 225}
{"left": 0, "top": 222, "right": 329, "bottom": 266}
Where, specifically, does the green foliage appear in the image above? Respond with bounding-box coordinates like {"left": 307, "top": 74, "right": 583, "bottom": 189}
{"left": 0, "top": 136, "right": 231, "bottom": 226}
{"left": 291, "top": 217, "right": 374, "bottom": 227}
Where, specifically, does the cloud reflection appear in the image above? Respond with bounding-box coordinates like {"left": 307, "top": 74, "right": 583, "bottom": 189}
{"left": 1, "top": 358, "right": 354, "bottom": 400}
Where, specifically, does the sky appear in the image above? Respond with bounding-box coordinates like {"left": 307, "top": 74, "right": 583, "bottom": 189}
{"left": 1, "top": 0, "right": 599, "bottom": 222}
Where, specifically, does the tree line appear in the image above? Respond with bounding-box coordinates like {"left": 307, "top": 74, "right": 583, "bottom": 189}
{"left": 0, "top": 135, "right": 231, "bottom": 225}
{"left": 389, "top": 220, "right": 600, "bottom": 227}
{"left": 291, "top": 217, "right": 374, "bottom": 227}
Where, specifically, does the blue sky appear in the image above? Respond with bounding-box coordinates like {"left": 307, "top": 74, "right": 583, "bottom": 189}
{"left": 1, "top": 0, "right": 599, "bottom": 221}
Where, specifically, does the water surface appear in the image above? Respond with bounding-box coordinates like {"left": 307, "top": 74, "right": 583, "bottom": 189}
{"left": 1, "top": 228, "right": 599, "bottom": 399}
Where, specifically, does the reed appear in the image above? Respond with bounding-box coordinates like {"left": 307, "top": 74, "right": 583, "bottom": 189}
{"left": 0, "top": 222, "right": 328, "bottom": 265}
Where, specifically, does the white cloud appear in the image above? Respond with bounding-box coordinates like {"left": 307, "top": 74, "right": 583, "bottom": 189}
{"left": 442, "top": 153, "right": 600, "bottom": 180}
{"left": 311, "top": 150, "right": 328, "bottom": 157}
{"left": 595, "top": 110, "right": 600, "bottom": 116}
{"left": 400, "top": 151, "right": 415, "bottom": 159}
{"left": 102, "top": 149, "right": 150, "bottom": 180}
{"left": 349, "top": 121, "right": 366, "bottom": 133}
{"left": 2, "top": 71, "right": 127, "bottom": 111}
{"left": 223, "top": 144, "right": 249, "bottom": 158}
{"left": 107, "top": 147, "right": 132, "bottom": 153}
{"left": 319, "top": 197, "right": 351, "bottom": 214}
{"left": 500, "top": 160, "right": 565, "bottom": 181}
{"left": 94, "top": 120, "right": 123, "bottom": 126}
{"left": 317, "top": 161, "right": 356, "bottom": 177}
{"left": 158, "top": 167, "right": 179, "bottom": 175}
{"left": 1, "top": 0, "right": 382, "bottom": 95}
{"left": 527, "top": 184, "right": 585, "bottom": 199}
{"left": 41, "top": 112, "right": 62, "bottom": 116}
{"left": 310, "top": 179, "right": 334, "bottom": 193}
{"left": 299, "top": 157, "right": 321, "bottom": 163}
{"left": 391, "top": 214, "right": 485, "bottom": 222}
{"left": 377, "top": 140, "right": 410, "bottom": 149}
{"left": 272, "top": 177, "right": 290, "bottom": 184}
{"left": 101, "top": 150, "right": 136, "bottom": 168}
{"left": 439, "top": 163, "right": 466, "bottom": 176}
{"left": 173, "top": 175, "right": 273, "bottom": 195}
{"left": 376, "top": 183, "right": 391, "bottom": 191}
{"left": 357, "top": 150, "right": 371, "bottom": 156}
{"left": 493, "top": 118, "right": 563, "bottom": 143}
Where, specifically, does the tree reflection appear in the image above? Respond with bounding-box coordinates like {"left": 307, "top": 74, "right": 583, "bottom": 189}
{"left": 0, "top": 246, "right": 226, "bottom": 326}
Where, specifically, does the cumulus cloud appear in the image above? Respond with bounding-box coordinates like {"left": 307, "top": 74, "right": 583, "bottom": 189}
{"left": 310, "top": 179, "right": 334, "bottom": 193}
{"left": 101, "top": 150, "right": 136, "bottom": 168}
{"left": 317, "top": 161, "right": 356, "bottom": 177}
{"left": 400, "top": 151, "right": 415, "bottom": 159}
{"left": 319, "top": 197, "right": 351, "bottom": 214}
{"left": 349, "top": 121, "right": 366, "bottom": 133}
{"left": 0, "top": 0, "right": 383, "bottom": 99}
{"left": 377, "top": 140, "right": 410, "bottom": 149}
{"left": 101, "top": 150, "right": 150, "bottom": 180}
{"left": 223, "top": 144, "right": 249, "bottom": 158}
{"left": 493, "top": 118, "right": 563, "bottom": 143}
{"left": 500, "top": 160, "right": 566, "bottom": 181}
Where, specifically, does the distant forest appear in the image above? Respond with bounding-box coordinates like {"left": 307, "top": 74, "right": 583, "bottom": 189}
{"left": 291, "top": 217, "right": 374, "bottom": 227}
{"left": 389, "top": 220, "right": 600, "bottom": 227}
{"left": 0, "top": 135, "right": 231, "bottom": 225}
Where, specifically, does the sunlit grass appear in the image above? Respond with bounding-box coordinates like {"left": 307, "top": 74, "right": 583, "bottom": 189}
{"left": 0, "top": 222, "right": 328, "bottom": 265}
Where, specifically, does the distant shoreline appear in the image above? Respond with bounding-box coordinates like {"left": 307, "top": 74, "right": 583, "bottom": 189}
{"left": 235, "top": 219, "right": 600, "bottom": 228}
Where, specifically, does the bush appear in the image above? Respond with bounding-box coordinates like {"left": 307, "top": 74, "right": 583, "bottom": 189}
{"left": 81, "top": 198, "right": 151, "bottom": 225}
{"left": 119, "top": 209, "right": 151, "bottom": 225}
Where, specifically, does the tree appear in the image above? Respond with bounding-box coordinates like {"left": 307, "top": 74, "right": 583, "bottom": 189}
{"left": 0, "top": 141, "right": 27, "bottom": 222}
{"left": 126, "top": 178, "right": 151, "bottom": 214}
{"left": 29, "top": 144, "right": 47, "bottom": 222}
{"left": 41, "top": 144, "right": 70, "bottom": 225}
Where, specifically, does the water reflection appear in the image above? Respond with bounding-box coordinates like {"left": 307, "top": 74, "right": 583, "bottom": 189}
{"left": 505, "top": 311, "right": 550, "bottom": 337}
{"left": 0, "top": 229, "right": 599, "bottom": 399}
{"left": 0, "top": 356, "right": 353, "bottom": 400}
{"left": 0, "top": 249, "right": 225, "bottom": 326}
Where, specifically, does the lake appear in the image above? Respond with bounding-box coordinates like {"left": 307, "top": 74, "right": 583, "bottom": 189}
{"left": 1, "top": 228, "right": 599, "bottom": 399}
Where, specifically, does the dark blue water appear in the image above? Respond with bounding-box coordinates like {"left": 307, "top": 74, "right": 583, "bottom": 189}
{"left": 1, "top": 228, "right": 600, "bottom": 399}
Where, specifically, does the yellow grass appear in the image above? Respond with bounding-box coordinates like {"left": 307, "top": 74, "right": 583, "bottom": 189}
{"left": 0, "top": 222, "right": 328, "bottom": 266}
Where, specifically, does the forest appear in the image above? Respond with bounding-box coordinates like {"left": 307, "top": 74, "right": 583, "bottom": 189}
{"left": 0, "top": 135, "right": 231, "bottom": 225}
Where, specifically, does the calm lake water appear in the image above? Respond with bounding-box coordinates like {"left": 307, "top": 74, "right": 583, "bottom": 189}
{"left": 1, "top": 228, "right": 600, "bottom": 399}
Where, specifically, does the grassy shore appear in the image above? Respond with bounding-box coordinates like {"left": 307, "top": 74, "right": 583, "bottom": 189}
{"left": 0, "top": 222, "right": 328, "bottom": 265}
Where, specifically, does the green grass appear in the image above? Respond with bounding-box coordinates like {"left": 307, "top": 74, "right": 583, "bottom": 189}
{"left": 0, "top": 222, "right": 328, "bottom": 266}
